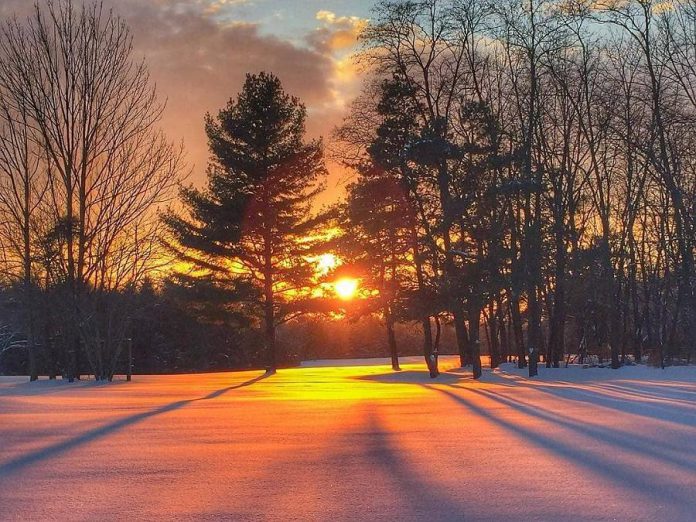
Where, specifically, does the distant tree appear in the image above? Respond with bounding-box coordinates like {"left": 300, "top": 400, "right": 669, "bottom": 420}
{"left": 165, "top": 73, "right": 328, "bottom": 373}
{"left": 0, "top": 82, "right": 44, "bottom": 381}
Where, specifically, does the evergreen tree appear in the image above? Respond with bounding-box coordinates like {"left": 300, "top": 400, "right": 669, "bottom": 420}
{"left": 369, "top": 75, "right": 442, "bottom": 377}
{"left": 165, "top": 73, "right": 327, "bottom": 373}
{"left": 339, "top": 172, "right": 416, "bottom": 371}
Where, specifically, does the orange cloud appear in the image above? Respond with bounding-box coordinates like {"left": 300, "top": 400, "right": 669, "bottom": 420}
{"left": 310, "top": 10, "right": 369, "bottom": 53}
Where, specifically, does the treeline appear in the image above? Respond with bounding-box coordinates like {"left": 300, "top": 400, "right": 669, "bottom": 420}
{"left": 331, "top": 0, "right": 696, "bottom": 377}
{"left": 0, "top": 2, "right": 184, "bottom": 380}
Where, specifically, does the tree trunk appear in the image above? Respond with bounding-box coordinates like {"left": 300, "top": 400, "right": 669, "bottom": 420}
{"left": 437, "top": 160, "right": 469, "bottom": 368}
{"left": 468, "top": 302, "right": 483, "bottom": 379}
{"left": 264, "top": 291, "right": 276, "bottom": 374}
{"left": 527, "top": 192, "right": 543, "bottom": 378}
{"left": 628, "top": 237, "right": 642, "bottom": 363}
{"left": 411, "top": 228, "right": 438, "bottom": 377}
{"left": 454, "top": 307, "right": 470, "bottom": 367}
{"left": 509, "top": 290, "right": 526, "bottom": 368}
{"left": 488, "top": 300, "right": 501, "bottom": 369}
{"left": 528, "top": 282, "right": 541, "bottom": 378}
{"left": 422, "top": 317, "right": 438, "bottom": 377}
{"left": 548, "top": 230, "right": 566, "bottom": 369}
{"left": 27, "top": 327, "right": 37, "bottom": 382}
{"left": 385, "top": 305, "right": 400, "bottom": 371}
{"left": 497, "top": 295, "right": 509, "bottom": 365}
{"left": 263, "top": 243, "right": 276, "bottom": 374}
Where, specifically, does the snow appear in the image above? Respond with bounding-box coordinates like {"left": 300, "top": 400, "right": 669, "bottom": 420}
{"left": 1, "top": 356, "right": 695, "bottom": 521}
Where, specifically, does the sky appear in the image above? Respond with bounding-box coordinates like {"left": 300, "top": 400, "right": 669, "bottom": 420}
{"left": 126, "top": 0, "right": 375, "bottom": 204}
{"left": 0, "top": 0, "right": 377, "bottom": 204}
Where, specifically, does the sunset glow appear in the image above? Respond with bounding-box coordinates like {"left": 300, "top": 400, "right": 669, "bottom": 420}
{"left": 316, "top": 253, "right": 339, "bottom": 275}
{"left": 2, "top": 0, "right": 696, "bottom": 519}
{"left": 334, "top": 277, "right": 359, "bottom": 300}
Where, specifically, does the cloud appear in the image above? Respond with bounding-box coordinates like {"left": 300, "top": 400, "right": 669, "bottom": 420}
{"left": 0, "top": 1, "right": 362, "bottom": 202}
{"left": 310, "top": 10, "right": 368, "bottom": 53}
{"left": 305, "top": 10, "right": 367, "bottom": 113}
{"left": 114, "top": 1, "right": 341, "bottom": 180}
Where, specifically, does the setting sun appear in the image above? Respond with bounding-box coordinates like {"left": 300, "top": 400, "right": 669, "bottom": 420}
{"left": 334, "top": 277, "right": 359, "bottom": 300}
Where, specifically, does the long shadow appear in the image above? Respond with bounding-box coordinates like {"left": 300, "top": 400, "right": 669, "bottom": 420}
{"left": 426, "top": 385, "right": 694, "bottom": 510}
{"left": 495, "top": 377, "right": 696, "bottom": 428}
{"left": 487, "top": 373, "right": 696, "bottom": 416}
{"left": 202, "top": 374, "right": 268, "bottom": 399}
{"left": 593, "top": 381, "right": 696, "bottom": 403}
{"left": 0, "top": 373, "right": 269, "bottom": 477}
{"left": 0, "top": 378, "right": 131, "bottom": 398}
{"left": 358, "top": 407, "right": 465, "bottom": 518}
{"left": 620, "top": 379, "right": 696, "bottom": 394}
{"left": 575, "top": 381, "right": 696, "bottom": 409}
{"left": 465, "top": 387, "right": 696, "bottom": 472}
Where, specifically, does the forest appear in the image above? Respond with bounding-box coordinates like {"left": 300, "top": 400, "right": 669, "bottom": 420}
{"left": 2, "top": 0, "right": 696, "bottom": 380}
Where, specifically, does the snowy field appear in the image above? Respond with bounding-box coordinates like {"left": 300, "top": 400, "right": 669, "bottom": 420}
{"left": 1, "top": 356, "right": 695, "bottom": 521}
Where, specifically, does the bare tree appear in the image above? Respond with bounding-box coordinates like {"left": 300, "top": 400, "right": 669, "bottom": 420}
{"left": 0, "top": 69, "right": 46, "bottom": 380}
{"left": 0, "top": 0, "right": 184, "bottom": 380}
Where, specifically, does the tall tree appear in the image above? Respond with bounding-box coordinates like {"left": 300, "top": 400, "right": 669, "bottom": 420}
{"left": 361, "top": 0, "right": 476, "bottom": 371}
{"left": 369, "top": 75, "right": 441, "bottom": 376}
{"left": 165, "top": 73, "right": 327, "bottom": 374}
{"left": 0, "top": 0, "right": 182, "bottom": 381}
{"left": 339, "top": 172, "right": 417, "bottom": 372}
{"left": 0, "top": 84, "right": 43, "bottom": 381}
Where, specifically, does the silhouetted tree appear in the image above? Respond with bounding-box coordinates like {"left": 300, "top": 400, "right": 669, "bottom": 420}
{"left": 165, "top": 73, "right": 328, "bottom": 373}
{"left": 338, "top": 173, "right": 418, "bottom": 371}
{"left": 0, "top": 0, "right": 183, "bottom": 381}
{"left": 369, "top": 75, "right": 442, "bottom": 376}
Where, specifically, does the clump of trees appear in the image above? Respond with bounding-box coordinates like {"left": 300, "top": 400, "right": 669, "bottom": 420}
{"left": 0, "top": 1, "right": 184, "bottom": 380}
{"left": 331, "top": 0, "right": 696, "bottom": 376}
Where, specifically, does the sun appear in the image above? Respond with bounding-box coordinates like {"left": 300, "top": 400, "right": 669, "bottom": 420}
{"left": 334, "top": 278, "right": 359, "bottom": 300}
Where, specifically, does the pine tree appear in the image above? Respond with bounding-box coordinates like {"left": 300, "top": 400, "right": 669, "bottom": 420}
{"left": 339, "top": 172, "right": 416, "bottom": 371}
{"left": 369, "top": 75, "right": 442, "bottom": 377}
{"left": 165, "top": 73, "right": 327, "bottom": 373}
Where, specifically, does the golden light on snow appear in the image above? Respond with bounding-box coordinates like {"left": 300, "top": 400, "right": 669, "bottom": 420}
{"left": 335, "top": 277, "right": 359, "bottom": 300}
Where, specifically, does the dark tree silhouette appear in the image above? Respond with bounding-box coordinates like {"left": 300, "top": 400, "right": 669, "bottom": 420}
{"left": 338, "top": 173, "right": 417, "bottom": 372}
{"left": 165, "top": 73, "right": 327, "bottom": 373}
{"left": 0, "top": 0, "right": 183, "bottom": 381}
{"left": 369, "top": 76, "right": 442, "bottom": 377}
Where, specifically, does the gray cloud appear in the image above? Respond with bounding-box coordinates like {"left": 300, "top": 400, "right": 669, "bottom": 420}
{"left": 118, "top": 0, "right": 338, "bottom": 182}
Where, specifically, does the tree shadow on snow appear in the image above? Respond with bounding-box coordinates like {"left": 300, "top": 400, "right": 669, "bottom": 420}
{"left": 0, "top": 373, "right": 269, "bottom": 477}
{"left": 426, "top": 384, "right": 695, "bottom": 513}
{"left": 504, "top": 379, "right": 696, "bottom": 429}
{"left": 0, "top": 377, "right": 131, "bottom": 397}
{"left": 354, "top": 407, "right": 466, "bottom": 517}
{"left": 465, "top": 387, "right": 696, "bottom": 472}
{"left": 572, "top": 380, "right": 696, "bottom": 407}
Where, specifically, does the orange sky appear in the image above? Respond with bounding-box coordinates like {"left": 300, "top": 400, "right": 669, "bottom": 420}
{"left": 0, "top": 1, "right": 375, "bottom": 205}
{"left": 126, "top": 1, "right": 370, "bottom": 207}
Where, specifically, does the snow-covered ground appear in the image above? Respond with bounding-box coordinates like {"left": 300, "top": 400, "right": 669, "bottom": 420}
{"left": 1, "top": 356, "right": 695, "bottom": 521}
